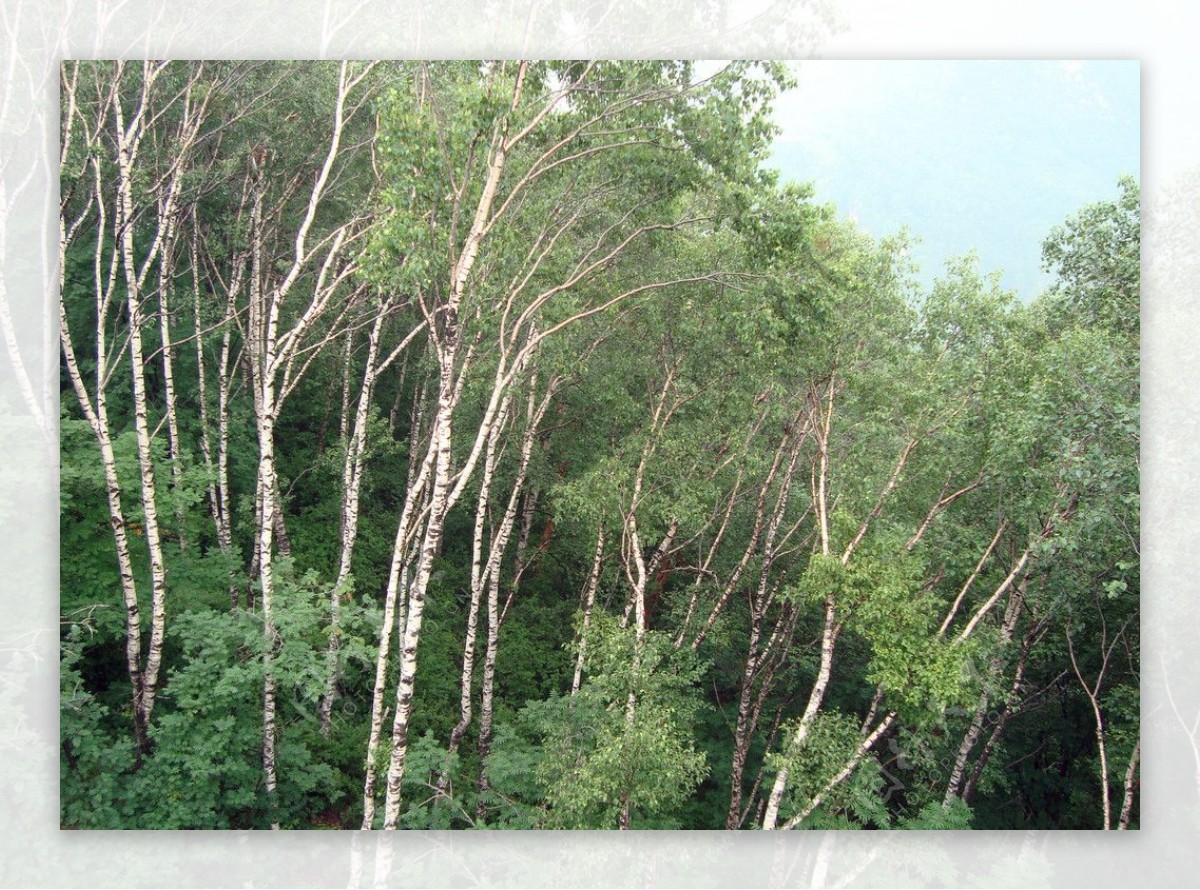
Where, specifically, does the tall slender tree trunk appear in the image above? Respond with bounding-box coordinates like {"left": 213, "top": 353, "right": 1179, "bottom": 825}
{"left": 778, "top": 713, "right": 896, "bottom": 830}
{"left": 60, "top": 296, "right": 150, "bottom": 755}
{"left": 762, "top": 597, "right": 838, "bottom": 830}
{"left": 762, "top": 382, "right": 839, "bottom": 831}
{"left": 156, "top": 210, "right": 186, "bottom": 548}
{"left": 727, "top": 610, "right": 766, "bottom": 828}
{"left": 193, "top": 229, "right": 240, "bottom": 605}
{"left": 360, "top": 386, "right": 437, "bottom": 829}
{"left": 443, "top": 395, "right": 512, "bottom": 771}
{"left": 378, "top": 62, "right": 524, "bottom": 829}
{"left": 192, "top": 230, "right": 221, "bottom": 549}
{"left": 318, "top": 306, "right": 390, "bottom": 735}
{"left": 474, "top": 565, "right": 503, "bottom": 818}
{"left": 382, "top": 347, "right": 460, "bottom": 829}
{"left": 727, "top": 431, "right": 804, "bottom": 828}
{"left": 1066, "top": 617, "right": 1123, "bottom": 831}
{"left": 245, "top": 156, "right": 284, "bottom": 827}
{"left": 963, "top": 620, "right": 1037, "bottom": 804}
{"left": 256, "top": 402, "right": 282, "bottom": 828}
{"left": 114, "top": 80, "right": 170, "bottom": 734}
{"left": 471, "top": 382, "right": 555, "bottom": 815}
{"left": 945, "top": 580, "right": 1026, "bottom": 804}
{"left": 617, "top": 513, "right": 676, "bottom": 830}
{"left": 60, "top": 127, "right": 153, "bottom": 752}
{"left": 216, "top": 266, "right": 239, "bottom": 606}
{"left": 692, "top": 422, "right": 797, "bottom": 652}
{"left": 570, "top": 523, "right": 607, "bottom": 699}
{"left": 1118, "top": 740, "right": 1140, "bottom": 829}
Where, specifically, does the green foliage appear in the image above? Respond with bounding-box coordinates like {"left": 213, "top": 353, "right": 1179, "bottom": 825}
{"left": 842, "top": 547, "right": 977, "bottom": 721}
{"left": 510, "top": 613, "right": 709, "bottom": 828}
{"left": 59, "top": 61, "right": 1139, "bottom": 832}
{"left": 395, "top": 731, "right": 464, "bottom": 829}
{"left": 1042, "top": 175, "right": 1139, "bottom": 341}
{"left": 475, "top": 722, "right": 544, "bottom": 829}
{"left": 788, "top": 552, "right": 847, "bottom": 605}
{"left": 898, "top": 797, "right": 974, "bottom": 830}
{"left": 60, "top": 627, "right": 137, "bottom": 828}
{"left": 768, "top": 711, "right": 890, "bottom": 829}
{"left": 130, "top": 608, "right": 269, "bottom": 828}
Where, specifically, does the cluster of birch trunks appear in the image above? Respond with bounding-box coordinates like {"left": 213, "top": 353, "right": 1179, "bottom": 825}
{"left": 59, "top": 60, "right": 1139, "bottom": 829}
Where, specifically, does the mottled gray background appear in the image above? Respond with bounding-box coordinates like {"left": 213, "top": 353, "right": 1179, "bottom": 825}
{"left": 1, "top": 0, "right": 1194, "bottom": 886}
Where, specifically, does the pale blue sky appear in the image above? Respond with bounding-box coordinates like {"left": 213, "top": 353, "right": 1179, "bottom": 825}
{"left": 767, "top": 60, "right": 1140, "bottom": 300}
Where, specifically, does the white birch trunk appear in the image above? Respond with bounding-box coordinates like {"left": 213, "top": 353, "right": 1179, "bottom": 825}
{"left": 945, "top": 580, "right": 1026, "bottom": 804}
{"left": 692, "top": 422, "right": 798, "bottom": 651}
{"left": 570, "top": 523, "right": 607, "bottom": 698}
{"left": 444, "top": 395, "right": 512, "bottom": 767}
{"left": 762, "top": 384, "right": 840, "bottom": 831}
{"left": 382, "top": 351, "right": 459, "bottom": 829}
{"left": 113, "top": 73, "right": 170, "bottom": 730}
{"left": 762, "top": 597, "right": 838, "bottom": 830}
{"left": 1118, "top": 740, "right": 1139, "bottom": 829}
{"left": 777, "top": 713, "right": 896, "bottom": 830}
{"left": 257, "top": 403, "right": 282, "bottom": 826}
{"left": 318, "top": 306, "right": 390, "bottom": 735}
{"left": 473, "top": 382, "right": 555, "bottom": 814}
{"left": 60, "top": 138, "right": 154, "bottom": 752}
{"left": 191, "top": 229, "right": 221, "bottom": 550}
{"left": 474, "top": 567, "right": 504, "bottom": 818}
{"left": 59, "top": 296, "right": 149, "bottom": 753}
{"left": 726, "top": 432, "right": 804, "bottom": 827}
{"left": 360, "top": 430, "right": 436, "bottom": 828}
{"left": 378, "top": 63, "right": 524, "bottom": 829}
{"left": 155, "top": 202, "right": 186, "bottom": 548}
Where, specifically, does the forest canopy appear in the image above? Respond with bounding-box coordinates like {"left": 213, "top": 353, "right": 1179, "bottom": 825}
{"left": 59, "top": 60, "right": 1139, "bottom": 831}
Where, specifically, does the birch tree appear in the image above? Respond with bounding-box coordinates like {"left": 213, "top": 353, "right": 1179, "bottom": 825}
{"left": 240, "top": 60, "right": 377, "bottom": 822}
{"left": 58, "top": 63, "right": 1138, "bottom": 832}
{"left": 361, "top": 59, "right": 788, "bottom": 828}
